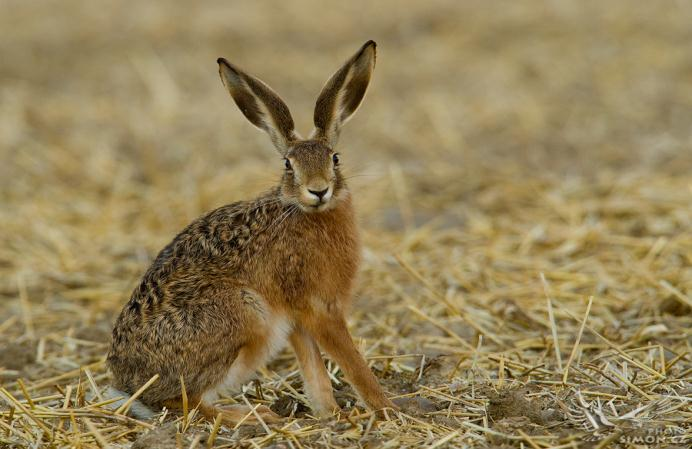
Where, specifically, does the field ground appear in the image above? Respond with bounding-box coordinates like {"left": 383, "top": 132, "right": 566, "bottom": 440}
{"left": 1, "top": 1, "right": 691, "bottom": 448}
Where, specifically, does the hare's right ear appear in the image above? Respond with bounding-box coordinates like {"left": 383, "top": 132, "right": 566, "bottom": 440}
{"left": 311, "top": 41, "right": 377, "bottom": 148}
{"left": 218, "top": 58, "right": 299, "bottom": 155}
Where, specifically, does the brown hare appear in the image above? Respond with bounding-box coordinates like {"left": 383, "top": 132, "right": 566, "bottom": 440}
{"left": 106, "top": 41, "right": 396, "bottom": 425}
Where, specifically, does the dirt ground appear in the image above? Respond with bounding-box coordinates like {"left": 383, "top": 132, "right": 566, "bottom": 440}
{"left": 1, "top": 1, "right": 690, "bottom": 448}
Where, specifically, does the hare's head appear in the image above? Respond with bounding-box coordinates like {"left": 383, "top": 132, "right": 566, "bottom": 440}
{"left": 218, "top": 41, "right": 376, "bottom": 212}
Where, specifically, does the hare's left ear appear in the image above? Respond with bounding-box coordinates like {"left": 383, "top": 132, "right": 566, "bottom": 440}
{"left": 218, "top": 58, "right": 300, "bottom": 155}
{"left": 311, "top": 41, "right": 376, "bottom": 148}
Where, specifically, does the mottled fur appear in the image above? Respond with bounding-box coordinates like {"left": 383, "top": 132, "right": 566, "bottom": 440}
{"left": 107, "top": 41, "right": 394, "bottom": 424}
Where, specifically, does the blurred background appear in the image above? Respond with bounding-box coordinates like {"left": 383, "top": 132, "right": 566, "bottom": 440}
{"left": 3, "top": 0, "right": 692, "bottom": 228}
{"left": 2, "top": 0, "right": 691, "bottom": 345}
{"left": 3, "top": 0, "right": 692, "bottom": 359}
{"left": 2, "top": 1, "right": 690, "bottom": 242}
{"left": 0, "top": 1, "right": 691, "bottom": 445}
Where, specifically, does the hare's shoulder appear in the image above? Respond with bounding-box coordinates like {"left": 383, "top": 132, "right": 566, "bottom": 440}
{"left": 150, "top": 196, "right": 281, "bottom": 272}
{"left": 125, "top": 196, "right": 280, "bottom": 304}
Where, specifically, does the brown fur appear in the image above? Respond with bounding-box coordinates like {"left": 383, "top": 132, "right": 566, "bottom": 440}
{"left": 107, "top": 41, "right": 394, "bottom": 423}
{"left": 161, "top": 397, "right": 280, "bottom": 425}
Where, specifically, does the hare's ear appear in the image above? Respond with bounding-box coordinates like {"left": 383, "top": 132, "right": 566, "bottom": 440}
{"left": 218, "top": 58, "right": 300, "bottom": 155}
{"left": 311, "top": 41, "right": 376, "bottom": 147}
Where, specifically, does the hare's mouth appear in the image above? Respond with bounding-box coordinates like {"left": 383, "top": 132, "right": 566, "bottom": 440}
{"left": 301, "top": 202, "right": 332, "bottom": 213}
{"left": 294, "top": 197, "right": 335, "bottom": 213}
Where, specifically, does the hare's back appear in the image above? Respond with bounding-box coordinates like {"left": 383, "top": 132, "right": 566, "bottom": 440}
{"left": 121, "top": 198, "right": 273, "bottom": 309}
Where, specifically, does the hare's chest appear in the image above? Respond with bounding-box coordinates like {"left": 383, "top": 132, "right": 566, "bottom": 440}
{"left": 275, "top": 220, "right": 359, "bottom": 301}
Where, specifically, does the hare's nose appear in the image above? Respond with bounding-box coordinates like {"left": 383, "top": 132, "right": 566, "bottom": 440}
{"left": 308, "top": 188, "right": 329, "bottom": 200}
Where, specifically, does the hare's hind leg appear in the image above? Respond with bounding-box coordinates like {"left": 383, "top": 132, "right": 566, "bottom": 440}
{"left": 199, "top": 342, "right": 272, "bottom": 403}
{"left": 290, "top": 327, "right": 339, "bottom": 417}
{"left": 197, "top": 288, "right": 290, "bottom": 422}
{"left": 196, "top": 343, "right": 283, "bottom": 425}
{"left": 162, "top": 397, "right": 280, "bottom": 426}
{"left": 208, "top": 404, "right": 280, "bottom": 425}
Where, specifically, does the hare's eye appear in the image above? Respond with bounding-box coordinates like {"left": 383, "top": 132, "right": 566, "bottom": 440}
{"left": 284, "top": 159, "right": 292, "bottom": 170}
{"left": 332, "top": 153, "right": 340, "bottom": 165}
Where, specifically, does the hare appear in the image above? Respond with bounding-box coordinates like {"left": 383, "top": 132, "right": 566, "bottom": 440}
{"left": 106, "top": 41, "right": 396, "bottom": 425}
